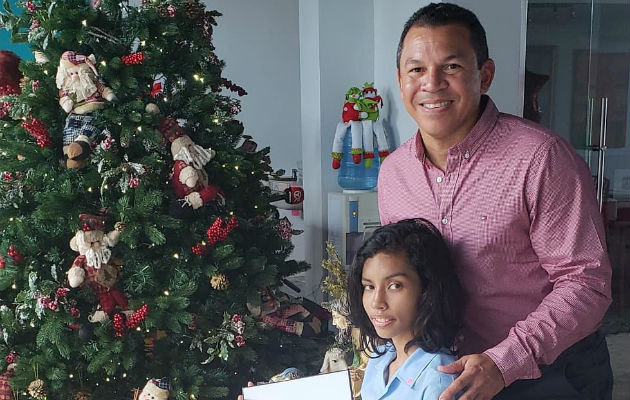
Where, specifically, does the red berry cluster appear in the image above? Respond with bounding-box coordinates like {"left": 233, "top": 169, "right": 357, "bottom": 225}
{"left": 26, "top": 0, "right": 36, "bottom": 12}
{"left": 235, "top": 335, "right": 246, "bottom": 347}
{"left": 206, "top": 217, "right": 238, "bottom": 246}
{"left": 113, "top": 304, "right": 149, "bottom": 337}
{"left": 5, "top": 351, "right": 18, "bottom": 364}
{"left": 21, "top": 118, "right": 53, "bottom": 148}
{"left": 192, "top": 217, "right": 238, "bottom": 256}
{"left": 7, "top": 245, "right": 23, "bottom": 263}
{"left": 1, "top": 171, "right": 12, "bottom": 182}
{"left": 191, "top": 242, "right": 208, "bottom": 255}
{"left": 113, "top": 313, "right": 126, "bottom": 337}
{"left": 122, "top": 52, "right": 145, "bottom": 65}
{"left": 0, "top": 256, "right": 5, "bottom": 269}
{"left": 127, "top": 304, "right": 149, "bottom": 329}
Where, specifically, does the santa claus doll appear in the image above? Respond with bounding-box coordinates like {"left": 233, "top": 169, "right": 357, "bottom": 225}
{"left": 55, "top": 51, "right": 116, "bottom": 168}
{"left": 160, "top": 118, "right": 224, "bottom": 210}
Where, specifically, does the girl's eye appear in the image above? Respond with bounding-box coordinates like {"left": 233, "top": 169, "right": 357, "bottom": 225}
{"left": 363, "top": 284, "right": 374, "bottom": 291}
{"left": 388, "top": 282, "right": 401, "bottom": 290}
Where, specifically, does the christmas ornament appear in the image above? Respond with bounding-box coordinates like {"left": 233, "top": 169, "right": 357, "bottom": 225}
{"left": 210, "top": 274, "right": 229, "bottom": 291}
{"left": 7, "top": 245, "right": 23, "bottom": 263}
{"left": 67, "top": 214, "right": 128, "bottom": 316}
{"left": 27, "top": 379, "right": 46, "bottom": 400}
{"left": 0, "top": 364, "right": 15, "bottom": 400}
{"left": 191, "top": 243, "right": 208, "bottom": 255}
{"left": 1, "top": 172, "right": 11, "bottom": 182}
{"left": 56, "top": 51, "right": 116, "bottom": 168}
{"left": 167, "top": 4, "right": 175, "bottom": 17}
{"left": 0, "top": 257, "right": 4, "bottom": 269}
{"left": 126, "top": 304, "right": 148, "bottom": 329}
{"left": 113, "top": 313, "right": 126, "bottom": 337}
{"left": 0, "top": 50, "right": 22, "bottom": 98}
{"left": 277, "top": 217, "right": 303, "bottom": 240}
{"left": 151, "top": 74, "right": 166, "bottom": 98}
{"left": 145, "top": 103, "right": 159, "bottom": 114}
{"left": 331, "top": 83, "right": 390, "bottom": 169}
{"left": 128, "top": 176, "right": 140, "bottom": 188}
{"left": 21, "top": 118, "right": 53, "bottom": 148}
{"left": 138, "top": 378, "right": 169, "bottom": 400}
{"left": 122, "top": 52, "right": 145, "bottom": 66}
{"left": 4, "top": 351, "right": 18, "bottom": 364}
{"left": 163, "top": 126, "right": 224, "bottom": 210}
{"left": 73, "top": 389, "right": 92, "bottom": 400}
{"left": 206, "top": 217, "right": 238, "bottom": 246}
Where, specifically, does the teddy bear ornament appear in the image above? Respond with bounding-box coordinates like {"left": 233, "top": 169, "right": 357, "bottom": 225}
{"left": 56, "top": 51, "right": 116, "bottom": 168}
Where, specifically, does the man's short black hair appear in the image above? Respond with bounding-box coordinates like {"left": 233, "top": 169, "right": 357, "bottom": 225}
{"left": 347, "top": 218, "right": 464, "bottom": 356}
{"left": 397, "top": 2, "right": 489, "bottom": 70}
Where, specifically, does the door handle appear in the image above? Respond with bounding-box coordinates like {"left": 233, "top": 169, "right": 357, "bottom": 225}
{"left": 596, "top": 97, "right": 608, "bottom": 211}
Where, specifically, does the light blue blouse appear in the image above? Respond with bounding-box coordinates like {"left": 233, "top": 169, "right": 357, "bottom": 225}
{"left": 360, "top": 343, "right": 459, "bottom": 400}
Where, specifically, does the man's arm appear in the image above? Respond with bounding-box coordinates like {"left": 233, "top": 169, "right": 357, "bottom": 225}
{"left": 439, "top": 137, "right": 612, "bottom": 400}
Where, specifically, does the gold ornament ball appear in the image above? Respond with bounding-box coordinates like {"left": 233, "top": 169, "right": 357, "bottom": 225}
{"left": 27, "top": 379, "right": 46, "bottom": 399}
{"left": 210, "top": 274, "right": 229, "bottom": 290}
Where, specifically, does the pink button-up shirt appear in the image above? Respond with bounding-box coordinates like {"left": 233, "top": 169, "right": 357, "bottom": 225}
{"left": 377, "top": 97, "right": 612, "bottom": 386}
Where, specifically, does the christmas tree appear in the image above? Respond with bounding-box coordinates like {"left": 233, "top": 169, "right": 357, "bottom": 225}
{"left": 0, "top": 0, "right": 326, "bottom": 399}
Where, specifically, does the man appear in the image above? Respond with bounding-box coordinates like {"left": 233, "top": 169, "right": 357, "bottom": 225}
{"left": 378, "top": 3, "right": 613, "bottom": 400}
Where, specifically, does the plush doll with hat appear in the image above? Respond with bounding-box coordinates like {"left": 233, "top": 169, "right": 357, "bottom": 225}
{"left": 56, "top": 51, "right": 116, "bottom": 168}
{"left": 66, "top": 214, "right": 128, "bottom": 321}
{"left": 136, "top": 378, "right": 170, "bottom": 400}
{"left": 160, "top": 118, "right": 224, "bottom": 210}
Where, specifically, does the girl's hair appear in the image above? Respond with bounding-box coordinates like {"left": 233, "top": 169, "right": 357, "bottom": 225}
{"left": 347, "top": 218, "right": 464, "bottom": 356}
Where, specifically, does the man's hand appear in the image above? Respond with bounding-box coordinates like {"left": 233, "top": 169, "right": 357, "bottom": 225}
{"left": 237, "top": 381, "right": 254, "bottom": 400}
{"left": 437, "top": 353, "right": 505, "bottom": 400}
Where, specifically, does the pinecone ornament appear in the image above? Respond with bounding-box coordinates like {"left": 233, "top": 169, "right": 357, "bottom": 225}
{"left": 210, "top": 274, "right": 229, "bottom": 290}
{"left": 74, "top": 390, "right": 92, "bottom": 400}
{"left": 27, "top": 379, "right": 46, "bottom": 399}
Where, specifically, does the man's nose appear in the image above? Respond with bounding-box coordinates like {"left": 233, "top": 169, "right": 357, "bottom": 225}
{"left": 420, "top": 68, "right": 446, "bottom": 92}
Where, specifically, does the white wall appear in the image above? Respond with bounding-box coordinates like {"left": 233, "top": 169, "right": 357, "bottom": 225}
{"left": 299, "top": 0, "right": 375, "bottom": 301}
{"left": 209, "top": 0, "right": 302, "bottom": 173}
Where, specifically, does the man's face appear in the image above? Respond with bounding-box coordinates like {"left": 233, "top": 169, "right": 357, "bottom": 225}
{"left": 397, "top": 24, "right": 494, "bottom": 147}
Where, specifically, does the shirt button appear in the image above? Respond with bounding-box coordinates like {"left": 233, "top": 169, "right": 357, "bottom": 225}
{"left": 441, "top": 217, "right": 448, "bottom": 225}
{"left": 436, "top": 176, "right": 443, "bottom": 183}
{"left": 464, "top": 151, "right": 470, "bottom": 159}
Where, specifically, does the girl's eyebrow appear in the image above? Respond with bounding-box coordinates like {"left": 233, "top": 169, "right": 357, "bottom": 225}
{"left": 362, "top": 272, "right": 410, "bottom": 282}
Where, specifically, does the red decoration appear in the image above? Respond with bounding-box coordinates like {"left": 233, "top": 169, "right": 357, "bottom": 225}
{"left": 191, "top": 242, "right": 208, "bottom": 255}
{"left": 0, "top": 257, "right": 4, "bottom": 269}
{"left": 7, "top": 245, "right": 23, "bottom": 263}
{"left": 231, "top": 314, "right": 242, "bottom": 324}
{"left": 158, "top": 117, "right": 185, "bottom": 143}
{"left": 167, "top": 4, "right": 176, "bottom": 16}
{"left": 206, "top": 217, "right": 238, "bottom": 246}
{"left": 56, "top": 287, "right": 70, "bottom": 298}
{"left": 21, "top": 117, "right": 53, "bottom": 148}
{"left": 5, "top": 351, "right": 18, "bottom": 364}
{"left": 222, "top": 78, "right": 247, "bottom": 96}
{"left": 26, "top": 0, "right": 36, "bottom": 11}
{"left": 235, "top": 335, "right": 245, "bottom": 347}
{"left": 1, "top": 171, "right": 11, "bottom": 182}
{"left": 113, "top": 304, "right": 148, "bottom": 337}
{"left": 126, "top": 304, "right": 149, "bottom": 329}
{"left": 113, "top": 313, "right": 126, "bottom": 337}
{"left": 122, "top": 52, "right": 145, "bottom": 66}
{"left": 70, "top": 307, "right": 80, "bottom": 318}
{"left": 82, "top": 222, "right": 91, "bottom": 232}
{"left": 128, "top": 176, "right": 140, "bottom": 188}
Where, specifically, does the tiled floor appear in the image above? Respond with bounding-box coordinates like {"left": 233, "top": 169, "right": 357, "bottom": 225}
{"left": 608, "top": 332, "right": 629, "bottom": 400}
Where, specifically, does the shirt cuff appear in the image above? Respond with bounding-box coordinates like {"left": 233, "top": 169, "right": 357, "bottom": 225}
{"left": 484, "top": 338, "right": 542, "bottom": 387}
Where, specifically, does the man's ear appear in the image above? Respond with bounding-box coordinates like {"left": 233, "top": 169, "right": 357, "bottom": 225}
{"left": 480, "top": 59, "right": 495, "bottom": 94}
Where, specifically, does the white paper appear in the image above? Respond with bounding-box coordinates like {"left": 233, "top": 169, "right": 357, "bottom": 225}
{"left": 242, "top": 370, "right": 352, "bottom": 400}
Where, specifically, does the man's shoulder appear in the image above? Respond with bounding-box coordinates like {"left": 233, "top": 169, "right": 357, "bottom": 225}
{"left": 495, "top": 112, "right": 557, "bottom": 146}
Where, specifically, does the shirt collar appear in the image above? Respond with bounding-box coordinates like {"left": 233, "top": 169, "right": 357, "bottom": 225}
{"left": 415, "top": 95, "right": 499, "bottom": 163}
{"left": 372, "top": 344, "right": 443, "bottom": 390}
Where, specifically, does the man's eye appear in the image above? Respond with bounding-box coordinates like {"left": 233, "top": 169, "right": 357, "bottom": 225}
{"left": 409, "top": 67, "right": 422, "bottom": 73}
{"left": 445, "top": 64, "right": 460, "bottom": 71}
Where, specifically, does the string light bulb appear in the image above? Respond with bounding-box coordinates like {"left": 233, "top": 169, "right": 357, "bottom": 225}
{"left": 172, "top": 253, "right": 179, "bottom": 259}
{"left": 164, "top": 290, "right": 170, "bottom": 296}
{"left": 100, "top": 61, "right": 106, "bottom": 67}
{"left": 82, "top": 20, "right": 87, "bottom": 26}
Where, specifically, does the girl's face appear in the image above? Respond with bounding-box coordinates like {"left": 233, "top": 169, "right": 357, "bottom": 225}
{"left": 361, "top": 251, "right": 422, "bottom": 351}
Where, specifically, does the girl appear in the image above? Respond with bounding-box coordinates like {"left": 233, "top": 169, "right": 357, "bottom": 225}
{"left": 347, "top": 218, "right": 464, "bottom": 400}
